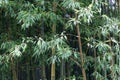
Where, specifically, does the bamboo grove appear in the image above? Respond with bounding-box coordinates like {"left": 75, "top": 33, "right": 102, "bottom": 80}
{"left": 0, "top": 0, "right": 120, "bottom": 80}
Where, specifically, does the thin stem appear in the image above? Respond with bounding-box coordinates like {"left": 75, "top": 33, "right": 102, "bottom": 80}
{"left": 51, "top": 1, "right": 57, "bottom": 79}
{"left": 76, "top": 24, "right": 87, "bottom": 80}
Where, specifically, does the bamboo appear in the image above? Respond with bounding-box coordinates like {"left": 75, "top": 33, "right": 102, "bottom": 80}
{"left": 51, "top": 1, "right": 57, "bottom": 80}
{"left": 74, "top": 10, "right": 87, "bottom": 80}
{"left": 8, "top": 16, "right": 18, "bottom": 80}
{"left": 26, "top": 63, "right": 30, "bottom": 80}
{"left": 94, "top": 46, "right": 96, "bottom": 80}
{"left": 51, "top": 48, "right": 56, "bottom": 80}
{"left": 51, "top": 23, "right": 56, "bottom": 80}
{"left": 60, "top": 59, "right": 65, "bottom": 80}
{"left": 66, "top": 62, "right": 71, "bottom": 80}
{"left": 103, "top": 36, "right": 107, "bottom": 79}
{"left": 76, "top": 24, "right": 87, "bottom": 80}
{"left": 41, "top": 16, "right": 46, "bottom": 80}
{"left": 41, "top": 62, "right": 46, "bottom": 80}
{"left": 11, "top": 59, "right": 18, "bottom": 80}
{"left": 118, "top": 0, "right": 120, "bottom": 13}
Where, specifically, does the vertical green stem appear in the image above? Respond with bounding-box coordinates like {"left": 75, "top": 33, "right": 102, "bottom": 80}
{"left": 60, "top": 59, "right": 65, "bottom": 80}
{"left": 11, "top": 59, "right": 18, "bottom": 80}
{"left": 41, "top": 62, "right": 46, "bottom": 80}
{"left": 51, "top": 1, "right": 57, "bottom": 80}
{"left": 51, "top": 48, "right": 56, "bottom": 80}
{"left": 94, "top": 48, "right": 96, "bottom": 80}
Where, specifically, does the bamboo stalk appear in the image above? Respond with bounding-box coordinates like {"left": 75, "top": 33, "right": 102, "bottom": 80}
{"left": 26, "top": 63, "right": 30, "bottom": 80}
{"left": 60, "top": 59, "right": 65, "bottom": 80}
{"left": 8, "top": 16, "right": 18, "bottom": 80}
{"left": 11, "top": 59, "right": 18, "bottom": 80}
{"left": 42, "top": 62, "right": 46, "bottom": 80}
{"left": 51, "top": 24, "right": 56, "bottom": 80}
{"left": 66, "top": 62, "right": 71, "bottom": 80}
{"left": 118, "top": 0, "right": 120, "bottom": 13}
{"left": 74, "top": 10, "right": 87, "bottom": 80}
{"left": 51, "top": 64, "right": 55, "bottom": 80}
{"left": 94, "top": 48, "right": 96, "bottom": 80}
{"left": 40, "top": 16, "right": 46, "bottom": 80}
{"left": 51, "top": 48, "right": 56, "bottom": 80}
{"left": 103, "top": 36, "right": 107, "bottom": 79}
{"left": 76, "top": 24, "right": 87, "bottom": 80}
{"left": 51, "top": 1, "right": 57, "bottom": 80}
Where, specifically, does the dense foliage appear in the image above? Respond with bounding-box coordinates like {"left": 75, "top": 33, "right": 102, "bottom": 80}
{"left": 0, "top": 0, "right": 120, "bottom": 80}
